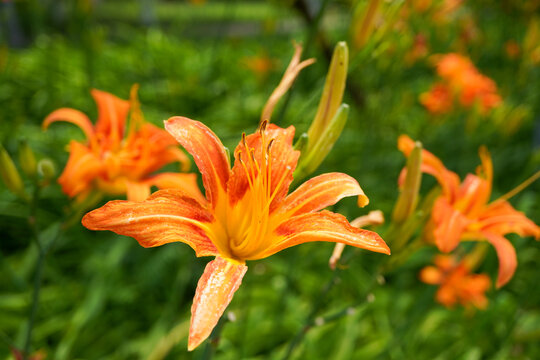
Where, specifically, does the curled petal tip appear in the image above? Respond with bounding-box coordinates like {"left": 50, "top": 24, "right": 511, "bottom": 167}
{"left": 357, "top": 194, "right": 369, "bottom": 207}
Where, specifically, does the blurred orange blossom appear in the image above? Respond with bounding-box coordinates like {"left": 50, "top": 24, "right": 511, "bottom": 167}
{"left": 399, "top": 135, "right": 539, "bottom": 287}
{"left": 420, "top": 254, "right": 490, "bottom": 309}
{"left": 420, "top": 53, "right": 502, "bottom": 115}
{"left": 43, "top": 86, "right": 200, "bottom": 202}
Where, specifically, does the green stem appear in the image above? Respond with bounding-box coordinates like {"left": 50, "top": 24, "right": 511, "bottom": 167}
{"left": 282, "top": 270, "right": 340, "bottom": 360}
{"left": 23, "top": 186, "right": 44, "bottom": 359}
{"left": 200, "top": 316, "right": 227, "bottom": 360}
{"left": 23, "top": 249, "right": 45, "bottom": 359}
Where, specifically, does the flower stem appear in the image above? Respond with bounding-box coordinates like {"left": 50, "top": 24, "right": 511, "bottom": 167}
{"left": 200, "top": 316, "right": 227, "bottom": 360}
{"left": 282, "top": 271, "right": 340, "bottom": 360}
{"left": 22, "top": 248, "right": 45, "bottom": 359}
{"left": 23, "top": 186, "right": 44, "bottom": 359}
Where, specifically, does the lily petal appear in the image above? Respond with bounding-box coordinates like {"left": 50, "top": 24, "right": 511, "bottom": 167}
{"left": 92, "top": 89, "right": 130, "bottom": 146}
{"left": 43, "top": 108, "right": 95, "bottom": 141}
{"left": 82, "top": 189, "right": 218, "bottom": 257}
{"left": 483, "top": 232, "right": 517, "bottom": 288}
{"left": 454, "top": 174, "right": 490, "bottom": 217}
{"left": 432, "top": 197, "right": 470, "bottom": 253}
{"left": 165, "top": 117, "right": 230, "bottom": 208}
{"left": 189, "top": 256, "right": 247, "bottom": 351}
{"left": 478, "top": 200, "right": 540, "bottom": 239}
{"left": 146, "top": 172, "right": 206, "bottom": 204}
{"left": 259, "top": 210, "right": 390, "bottom": 259}
{"left": 58, "top": 141, "right": 103, "bottom": 197}
{"left": 126, "top": 181, "right": 151, "bottom": 202}
{"left": 282, "top": 173, "right": 368, "bottom": 216}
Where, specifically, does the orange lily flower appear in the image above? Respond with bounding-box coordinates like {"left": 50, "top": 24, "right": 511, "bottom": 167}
{"left": 82, "top": 118, "right": 390, "bottom": 350}
{"left": 421, "top": 53, "right": 502, "bottom": 114}
{"left": 420, "top": 254, "right": 490, "bottom": 309}
{"left": 399, "top": 135, "right": 539, "bottom": 287}
{"left": 43, "top": 87, "right": 200, "bottom": 202}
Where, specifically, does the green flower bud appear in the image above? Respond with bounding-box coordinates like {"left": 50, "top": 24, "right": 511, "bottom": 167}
{"left": 19, "top": 140, "right": 37, "bottom": 177}
{"left": 37, "top": 158, "right": 56, "bottom": 181}
{"left": 0, "top": 144, "right": 27, "bottom": 199}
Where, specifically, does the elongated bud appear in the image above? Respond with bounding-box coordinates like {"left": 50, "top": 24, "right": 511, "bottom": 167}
{"left": 18, "top": 140, "right": 37, "bottom": 177}
{"left": 295, "top": 104, "right": 349, "bottom": 180}
{"left": 353, "top": 0, "right": 381, "bottom": 49}
{"left": 392, "top": 141, "right": 423, "bottom": 223}
{"left": 293, "top": 132, "right": 308, "bottom": 152}
{"left": 0, "top": 144, "right": 27, "bottom": 199}
{"left": 37, "top": 158, "right": 56, "bottom": 181}
{"left": 306, "top": 42, "right": 348, "bottom": 150}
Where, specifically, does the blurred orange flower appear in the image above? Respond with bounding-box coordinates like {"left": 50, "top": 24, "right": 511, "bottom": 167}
{"left": 399, "top": 135, "right": 539, "bottom": 287}
{"left": 420, "top": 254, "right": 490, "bottom": 309}
{"left": 421, "top": 53, "right": 502, "bottom": 115}
{"left": 242, "top": 53, "right": 276, "bottom": 80}
{"left": 83, "top": 118, "right": 390, "bottom": 350}
{"left": 43, "top": 86, "right": 200, "bottom": 202}
{"left": 419, "top": 83, "right": 452, "bottom": 114}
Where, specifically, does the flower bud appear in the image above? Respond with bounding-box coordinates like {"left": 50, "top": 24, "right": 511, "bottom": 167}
{"left": 392, "top": 141, "right": 423, "bottom": 223}
{"left": 18, "top": 140, "right": 37, "bottom": 177}
{"left": 37, "top": 158, "right": 56, "bottom": 181}
{"left": 306, "top": 41, "right": 348, "bottom": 150}
{"left": 295, "top": 104, "right": 349, "bottom": 180}
{"left": 0, "top": 144, "right": 27, "bottom": 199}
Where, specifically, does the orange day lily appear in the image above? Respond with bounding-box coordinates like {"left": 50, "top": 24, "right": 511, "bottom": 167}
{"left": 421, "top": 53, "right": 502, "bottom": 115}
{"left": 43, "top": 86, "right": 201, "bottom": 202}
{"left": 420, "top": 254, "right": 490, "bottom": 309}
{"left": 399, "top": 135, "right": 539, "bottom": 287}
{"left": 82, "top": 117, "right": 390, "bottom": 350}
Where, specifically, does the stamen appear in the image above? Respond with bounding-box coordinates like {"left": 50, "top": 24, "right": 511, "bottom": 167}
{"left": 238, "top": 155, "right": 255, "bottom": 191}
{"left": 496, "top": 170, "right": 540, "bottom": 202}
{"left": 258, "top": 120, "right": 268, "bottom": 133}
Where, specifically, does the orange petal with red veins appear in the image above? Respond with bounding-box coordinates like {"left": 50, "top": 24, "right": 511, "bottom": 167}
{"left": 82, "top": 189, "right": 218, "bottom": 257}
{"left": 91, "top": 89, "right": 130, "bottom": 146}
{"left": 147, "top": 172, "right": 206, "bottom": 204}
{"left": 126, "top": 181, "right": 151, "bottom": 202}
{"left": 165, "top": 117, "right": 230, "bottom": 208}
{"left": 58, "top": 141, "right": 103, "bottom": 197}
{"left": 432, "top": 197, "right": 470, "bottom": 253}
{"left": 43, "top": 108, "right": 95, "bottom": 141}
{"left": 483, "top": 232, "right": 517, "bottom": 288}
{"left": 189, "top": 257, "right": 247, "bottom": 351}
{"left": 228, "top": 124, "right": 299, "bottom": 211}
{"left": 282, "top": 173, "right": 368, "bottom": 216}
{"left": 261, "top": 210, "right": 390, "bottom": 259}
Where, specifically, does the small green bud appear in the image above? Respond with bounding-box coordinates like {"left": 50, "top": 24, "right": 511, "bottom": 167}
{"left": 19, "top": 140, "right": 37, "bottom": 177}
{"left": 37, "top": 158, "right": 56, "bottom": 181}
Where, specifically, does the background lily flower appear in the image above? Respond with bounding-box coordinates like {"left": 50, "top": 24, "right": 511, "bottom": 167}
{"left": 421, "top": 53, "right": 502, "bottom": 115}
{"left": 399, "top": 135, "right": 539, "bottom": 287}
{"left": 420, "top": 254, "right": 491, "bottom": 309}
{"left": 43, "top": 86, "right": 200, "bottom": 202}
{"left": 82, "top": 117, "right": 390, "bottom": 350}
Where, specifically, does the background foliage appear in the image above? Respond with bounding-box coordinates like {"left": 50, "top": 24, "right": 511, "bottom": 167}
{"left": 1, "top": 0, "right": 539, "bottom": 359}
